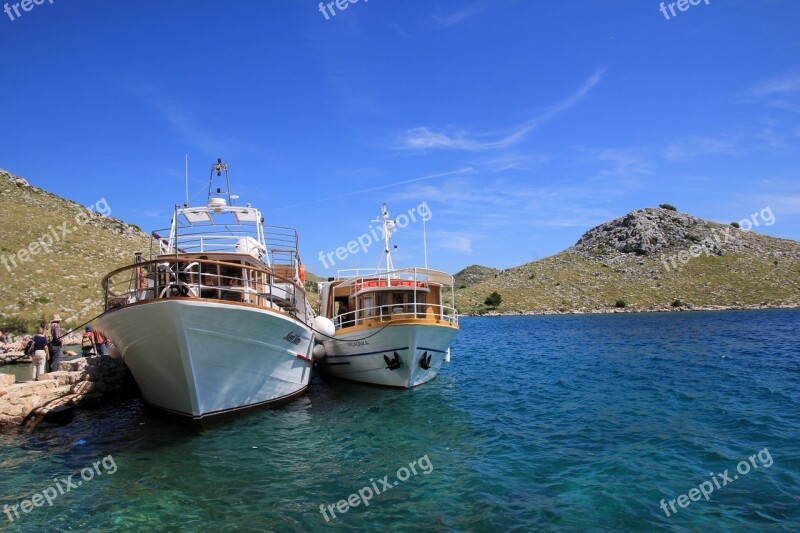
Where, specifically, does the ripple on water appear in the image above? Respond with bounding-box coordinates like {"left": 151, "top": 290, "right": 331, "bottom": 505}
{"left": 0, "top": 310, "right": 799, "bottom": 531}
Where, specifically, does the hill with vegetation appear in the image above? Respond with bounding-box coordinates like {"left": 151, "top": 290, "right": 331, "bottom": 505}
{"left": 454, "top": 264, "right": 499, "bottom": 288}
{"left": 455, "top": 207, "right": 800, "bottom": 315}
{"left": 0, "top": 169, "right": 153, "bottom": 333}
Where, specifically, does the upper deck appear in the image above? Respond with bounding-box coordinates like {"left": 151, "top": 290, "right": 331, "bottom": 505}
{"left": 319, "top": 268, "right": 459, "bottom": 331}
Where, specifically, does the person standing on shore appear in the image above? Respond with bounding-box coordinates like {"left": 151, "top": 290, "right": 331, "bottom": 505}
{"left": 48, "top": 315, "right": 63, "bottom": 372}
{"left": 94, "top": 328, "right": 108, "bottom": 357}
{"left": 81, "top": 326, "right": 97, "bottom": 357}
{"left": 31, "top": 327, "right": 49, "bottom": 381}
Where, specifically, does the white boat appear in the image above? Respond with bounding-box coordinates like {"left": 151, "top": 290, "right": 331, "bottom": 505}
{"left": 313, "top": 204, "right": 459, "bottom": 388}
{"left": 97, "top": 159, "right": 314, "bottom": 424}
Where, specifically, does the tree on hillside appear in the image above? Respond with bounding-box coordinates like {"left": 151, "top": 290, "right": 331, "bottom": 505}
{"left": 659, "top": 204, "right": 677, "bottom": 211}
{"left": 485, "top": 291, "right": 502, "bottom": 308}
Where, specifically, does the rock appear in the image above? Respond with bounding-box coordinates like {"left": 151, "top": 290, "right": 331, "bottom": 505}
{"left": 0, "top": 373, "right": 15, "bottom": 387}
{"left": 0, "top": 355, "right": 130, "bottom": 429}
{"left": 29, "top": 405, "right": 75, "bottom": 424}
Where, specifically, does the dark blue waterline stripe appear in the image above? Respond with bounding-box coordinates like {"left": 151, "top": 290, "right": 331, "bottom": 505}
{"left": 325, "top": 346, "right": 409, "bottom": 359}
{"left": 418, "top": 346, "right": 447, "bottom": 354}
{"left": 320, "top": 361, "right": 351, "bottom": 366}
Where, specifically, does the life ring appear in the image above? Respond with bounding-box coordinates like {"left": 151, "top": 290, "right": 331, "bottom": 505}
{"left": 299, "top": 265, "right": 307, "bottom": 285}
{"left": 168, "top": 284, "right": 191, "bottom": 297}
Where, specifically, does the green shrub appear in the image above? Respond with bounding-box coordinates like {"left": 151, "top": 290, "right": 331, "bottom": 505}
{"left": 730, "top": 222, "right": 740, "bottom": 228}
{"left": 614, "top": 299, "right": 627, "bottom": 308}
{"left": 0, "top": 316, "right": 35, "bottom": 335}
{"left": 484, "top": 291, "right": 502, "bottom": 308}
{"left": 671, "top": 300, "right": 683, "bottom": 307}
{"left": 659, "top": 204, "right": 677, "bottom": 211}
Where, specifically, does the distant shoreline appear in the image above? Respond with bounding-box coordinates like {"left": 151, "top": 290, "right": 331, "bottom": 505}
{"left": 460, "top": 303, "right": 800, "bottom": 317}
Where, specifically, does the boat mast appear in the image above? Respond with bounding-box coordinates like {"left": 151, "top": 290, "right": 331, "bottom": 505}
{"left": 208, "top": 158, "right": 235, "bottom": 206}
{"left": 374, "top": 203, "right": 396, "bottom": 278}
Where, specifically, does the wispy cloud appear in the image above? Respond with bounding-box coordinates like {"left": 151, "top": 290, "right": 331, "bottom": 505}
{"left": 661, "top": 134, "right": 740, "bottom": 161}
{"left": 273, "top": 167, "right": 474, "bottom": 211}
{"left": 397, "top": 69, "right": 606, "bottom": 151}
{"left": 113, "top": 76, "right": 245, "bottom": 155}
{"left": 741, "top": 71, "right": 800, "bottom": 113}
{"left": 430, "top": 231, "right": 474, "bottom": 253}
{"left": 744, "top": 71, "right": 800, "bottom": 98}
{"left": 431, "top": 2, "right": 485, "bottom": 28}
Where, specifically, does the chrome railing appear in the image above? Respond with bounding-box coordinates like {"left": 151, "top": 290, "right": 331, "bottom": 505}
{"left": 333, "top": 303, "right": 458, "bottom": 330}
{"left": 151, "top": 225, "right": 300, "bottom": 266}
{"left": 102, "top": 258, "right": 312, "bottom": 322}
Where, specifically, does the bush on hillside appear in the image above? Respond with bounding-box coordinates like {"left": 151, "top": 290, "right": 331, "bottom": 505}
{"left": 0, "top": 316, "right": 34, "bottom": 335}
{"left": 659, "top": 204, "right": 677, "bottom": 211}
{"left": 484, "top": 291, "right": 502, "bottom": 308}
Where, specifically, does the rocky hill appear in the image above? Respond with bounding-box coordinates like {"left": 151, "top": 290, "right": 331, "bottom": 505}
{"left": 456, "top": 207, "right": 800, "bottom": 314}
{"left": 0, "top": 169, "right": 153, "bottom": 332}
{"left": 454, "top": 264, "right": 499, "bottom": 288}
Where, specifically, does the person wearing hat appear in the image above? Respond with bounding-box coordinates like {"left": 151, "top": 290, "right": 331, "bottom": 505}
{"left": 47, "top": 315, "right": 64, "bottom": 372}
{"left": 81, "top": 325, "right": 97, "bottom": 357}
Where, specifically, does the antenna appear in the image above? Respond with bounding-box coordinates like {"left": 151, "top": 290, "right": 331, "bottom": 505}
{"left": 422, "top": 202, "right": 428, "bottom": 269}
{"left": 184, "top": 154, "right": 189, "bottom": 206}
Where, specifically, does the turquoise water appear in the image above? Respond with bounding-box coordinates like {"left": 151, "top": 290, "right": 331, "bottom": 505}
{"left": 1, "top": 310, "right": 799, "bottom": 531}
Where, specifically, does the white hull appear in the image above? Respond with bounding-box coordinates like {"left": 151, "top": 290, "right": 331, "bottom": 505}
{"left": 318, "top": 323, "right": 457, "bottom": 388}
{"left": 97, "top": 299, "right": 313, "bottom": 421}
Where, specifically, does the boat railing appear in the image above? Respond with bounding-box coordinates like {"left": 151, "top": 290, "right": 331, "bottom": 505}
{"left": 333, "top": 302, "right": 458, "bottom": 330}
{"left": 151, "top": 225, "right": 300, "bottom": 265}
{"left": 336, "top": 268, "right": 389, "bottom": 280}
{"left": 102, "top": 258, "right": 311, "bottom": 321}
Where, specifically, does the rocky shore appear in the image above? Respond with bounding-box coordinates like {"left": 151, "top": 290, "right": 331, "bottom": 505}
{"left": 0, "top": 356, "right": 130, "bottom": 429}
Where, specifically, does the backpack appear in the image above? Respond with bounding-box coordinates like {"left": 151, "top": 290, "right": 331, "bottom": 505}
{"left": 82, "top": 335, "right": 94, "bottom": 348}
{"left": 24, "top": 339, "right": 34, "bottom": 355}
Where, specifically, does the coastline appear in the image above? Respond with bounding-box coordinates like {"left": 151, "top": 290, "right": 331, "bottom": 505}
{"left": 460, "top": 302, "right": 800, "bottom": 317}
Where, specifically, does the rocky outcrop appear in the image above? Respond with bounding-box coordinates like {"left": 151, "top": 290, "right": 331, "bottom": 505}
{"left": 569, "top": 207, "right": 800, "bottom": 265}
{"left": 0, "top": 357, "right": 130, "bottom": 429}
{"left": 454, "top": 265, "right": 500, "bottom": 287}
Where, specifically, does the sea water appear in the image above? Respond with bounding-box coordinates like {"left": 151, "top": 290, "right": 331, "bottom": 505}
{"left": 1, "top": 310, "right": 799, "bottom": 531}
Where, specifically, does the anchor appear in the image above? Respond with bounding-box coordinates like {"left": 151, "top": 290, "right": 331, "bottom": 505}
{"left": 383, "top": 352, "right": 401, "bottom": 370}
{"left": 419, "top": 351, "right": 432, "bottom": 370}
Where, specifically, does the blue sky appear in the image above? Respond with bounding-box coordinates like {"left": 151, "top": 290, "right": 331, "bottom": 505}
{"left": 1, "top": 0, "right": 799, "bottom": 276}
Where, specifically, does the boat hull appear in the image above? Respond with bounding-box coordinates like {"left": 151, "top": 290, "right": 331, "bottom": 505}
{"left": 96, "top": 299, "right": 313, "bottom": 421}
{"left": 317, "top": 323, "right": 457, "bottom": 388}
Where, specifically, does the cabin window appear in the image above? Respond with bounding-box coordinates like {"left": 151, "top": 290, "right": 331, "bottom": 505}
{"left": 416, "top": 292, "right": 427, "bottom": 317}
{"left": 392, "top": 293, "right": 405, "bottom": 313}
{"left": 363, "top": 295, "right": 373, "bottom": 318}
{"left": 377, "top": 293, "right": 388, "bottom": 317}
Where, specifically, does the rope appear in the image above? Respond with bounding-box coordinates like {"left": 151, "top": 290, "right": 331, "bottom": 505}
{"left": 309, "top": 323, "right": 391, "bottom": 342}
{"left": 53, "top": 309, "right": 112, "bottom": 342}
